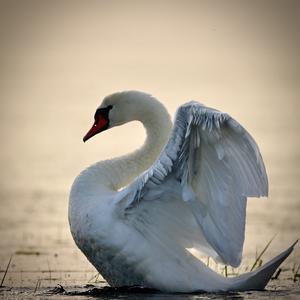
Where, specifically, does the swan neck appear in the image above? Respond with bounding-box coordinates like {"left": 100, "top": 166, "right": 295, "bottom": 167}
{"left": 96, "top": 103, "right": 172, "bottom": 190}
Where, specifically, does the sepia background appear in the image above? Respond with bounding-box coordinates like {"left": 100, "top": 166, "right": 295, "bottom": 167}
{"left": 0, "top": 0, "right": 299, "bottom": 288}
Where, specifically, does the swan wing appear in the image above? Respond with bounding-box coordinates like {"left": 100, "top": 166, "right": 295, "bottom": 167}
{"left": 117, "top": 102, "right": 268, "bottom": 267}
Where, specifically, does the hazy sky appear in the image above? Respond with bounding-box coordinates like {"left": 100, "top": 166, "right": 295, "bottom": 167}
{"left": 0, "top": 0, "right": 299, "bottom": 189}
{"left": 0, "top": 0, "right": 299, "bottom": 190}
{"left": 1, "top": 0, "right": 299, "bottom": 104}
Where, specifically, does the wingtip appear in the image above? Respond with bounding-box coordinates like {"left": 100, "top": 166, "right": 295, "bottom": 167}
{"left": 292, "top": 239, "right": 299, "bottom": 248}
{"left": 283, "top": 239, "right": 299, "bottom": 258}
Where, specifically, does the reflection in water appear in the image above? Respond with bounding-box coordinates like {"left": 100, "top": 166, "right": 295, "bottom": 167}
{"left": 34, "top": 285, "right": 246, "bottom": 300}
{"left": 2, "top": 284, "right": 300, "bottom": 300}
{"left": 15, "top": 284, "right": 300, "bottom": 300}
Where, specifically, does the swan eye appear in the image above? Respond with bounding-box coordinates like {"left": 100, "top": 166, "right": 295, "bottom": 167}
{"left": 94, "top": 105, "right": 113, "bottom": 120}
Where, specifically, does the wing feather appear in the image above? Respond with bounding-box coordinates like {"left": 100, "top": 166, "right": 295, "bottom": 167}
{"left": 117, "top": 102, "right": 268, "bottom": 267}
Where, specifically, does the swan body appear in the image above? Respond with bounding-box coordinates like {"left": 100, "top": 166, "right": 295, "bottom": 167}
{"left": 69, "top": 91, "right": 296, "bottom": 292}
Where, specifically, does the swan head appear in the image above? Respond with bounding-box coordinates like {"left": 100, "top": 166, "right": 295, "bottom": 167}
{"left": 83, "top": 91, "right": 166, "bottom": 142}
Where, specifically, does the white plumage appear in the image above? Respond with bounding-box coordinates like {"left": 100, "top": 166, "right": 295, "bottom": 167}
{"left": 69, "top": 91, "right": 296, "bottom": 292}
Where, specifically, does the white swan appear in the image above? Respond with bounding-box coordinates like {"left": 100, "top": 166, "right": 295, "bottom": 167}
{"left": 69, "top": 91, "right": 296, "bottom": 292}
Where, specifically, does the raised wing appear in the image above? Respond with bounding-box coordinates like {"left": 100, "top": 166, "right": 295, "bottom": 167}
{"left": 117, "top": 102, "right": 268, "bottom": 267}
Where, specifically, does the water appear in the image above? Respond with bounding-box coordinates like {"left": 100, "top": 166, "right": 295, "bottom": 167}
{"left": 0, "top": 1, "right": 299, "bottom": 299}
{"left": 1, "top": 283, "right": 300, "bottom": 300}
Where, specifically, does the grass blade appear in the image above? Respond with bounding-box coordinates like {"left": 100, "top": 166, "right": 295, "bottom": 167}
{"left": 250, "top": 234, "right": 277, "bottom": 271}
{"left": 0, "top": 255, "right": 12, "bottom": 287}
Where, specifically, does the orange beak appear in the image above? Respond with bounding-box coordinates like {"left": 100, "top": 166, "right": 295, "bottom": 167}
{"left": 83, "top": 116, "right": 108, "bottom": 142}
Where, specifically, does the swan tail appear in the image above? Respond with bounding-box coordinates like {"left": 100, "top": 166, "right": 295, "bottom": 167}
{"left": 228, "top": 240, "right": 298, "bottom": 291}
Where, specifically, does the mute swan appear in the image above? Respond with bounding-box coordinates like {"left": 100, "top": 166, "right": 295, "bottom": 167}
{"left": 69, "top": 91, "right": 296, "bottom": 292}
